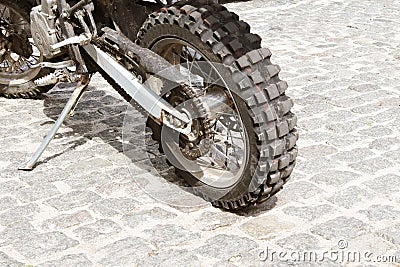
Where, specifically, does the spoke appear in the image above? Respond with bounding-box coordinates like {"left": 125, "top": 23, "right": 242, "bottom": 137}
{"left": 199, "top": 76, "right": 223, "bottom": 94}
{"left": 188, "top": 49, "right": 198, "bottom": 74}
{"left": 0, "top": 7, "right": 7, "bottom": 19}
{"left": 183, "top": 48, "right": 192, "bottom": 86}
{"left": 178, "top": 57, "right": 222, "bottom": 92}
{"left": 211, "top": 129, "right": 243, "bottom": 143}
{"left": 10, "top": 22, "right": 27, "bottom": 27}
{"left": 190, "top": 60, "right": 214, "bottom": 83}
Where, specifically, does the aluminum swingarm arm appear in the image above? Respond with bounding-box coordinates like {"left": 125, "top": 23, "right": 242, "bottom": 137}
{"left": 83, "top": 44, "right": 191, "bottom": 127}
{"left": 20, "top": 33, "right": 194, "bottom": 170}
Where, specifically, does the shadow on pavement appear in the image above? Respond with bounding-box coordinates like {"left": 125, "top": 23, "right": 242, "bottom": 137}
{"left": 40, "top": 82, "right": 277, "bottom": 214}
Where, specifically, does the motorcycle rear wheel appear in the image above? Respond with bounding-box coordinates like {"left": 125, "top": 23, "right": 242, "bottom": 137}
{"left": 137, "top": 1, "right": 298, "bottom": 210}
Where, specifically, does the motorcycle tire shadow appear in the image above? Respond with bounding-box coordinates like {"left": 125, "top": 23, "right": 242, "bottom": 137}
{"left": 41, "top": 82, "right": 197, "bottom": 197}
{"left": 41, "top": 82, "right": 277, "bottom": 215}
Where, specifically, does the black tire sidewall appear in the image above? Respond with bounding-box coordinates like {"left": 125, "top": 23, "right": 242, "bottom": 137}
{"left": 140, "top": 23, "right": 260, "bottom": 203}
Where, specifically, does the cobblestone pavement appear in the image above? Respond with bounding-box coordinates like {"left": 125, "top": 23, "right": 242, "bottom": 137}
{"left": 1, "top": 0, "right": 400, "bottom": 266}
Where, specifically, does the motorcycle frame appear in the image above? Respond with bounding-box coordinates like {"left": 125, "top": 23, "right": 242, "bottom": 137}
{"left": 20, "top": 0, "right": 193, "bottom": 170}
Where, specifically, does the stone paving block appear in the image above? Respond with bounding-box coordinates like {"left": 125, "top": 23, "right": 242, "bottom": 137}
{"left": 0, "top": 203, "right": 40, "bottom": 226}
{"left": 300, "top": 145, "right": 338, "bottom": 159}
{"left": 95, "top": 237, "right": 153, "bottom": 266}
{"left": 377, "top": 223, "right": 400, "bottom": 246}
{"left": 283, "top": 204, "right": 336, "bottom": 221}
{"left": 63, "top": 171, "right": 112, "bottom": 190}
{"left": 364, "top": 174, "right": 400, "bottom": 196}
{"left": 358, "top": 205, "right": 400, "bottom": 221}
{"left": 73, "top": 219, "right": 122, "bottom": 241}
{"left": 276, "top": 233, "right": 323, "bottom": 251}
{"left": 383, "top": 149, "right": 400, "bottom": 163}
{"left": 15, "top": 184, "right": 60, "bottom": 203}
{"left": 368, "top": 137, "right": 400, "bottom": 151}
{"left": 41, "top": 210, "right": 94, "bottom": 231}
{"left": 63, "top": 158, "right": 115, "bottom": 175}
{"left": 274, "top": 181, "right": 324, "bottom": 204}
{"left": 349, "top": 158, "right": 395, "bottom": 174}
{"left": 144, "top": 224, "right": 200, "bottom": 248}
{"left": 310, "top": 216, "right": 367, "bottom": 241}
{"left": 0, "top": 221, "right": 39, "bottom": 246}
{"left": 44, "top": 191, "right": 101, "bottom": 211}
{"left": 0, "top": 181, "right": 26, "bottom": 196}
{"left": 212, "top": 252, "right": 259, "bottom": 267}
{"left": 325, "top": 121, "right": 366, "bottom": 135}
{"left": 310, "top": 170, "right": 360, "bottom": 187}
{"left": 334, "top": 148, "right": 375, "bottom": 163}
{"left": 328, "top": 186, "right": 373, "bottom": 209}
{"left": 18, "top": 168, "right": 69, "bottom": 185}
{"left": 195, "top": 234, "right": 257, "bottom": 260}
{"left": 192, "top": 211, "right": 240, "bottom": 231}
{"left": 0, "top": 252, "right": 23, "bottom": 267}
{"left": 122, "top": 207, "right": 177, "bottom": 229}
{"left": 38, "top": 254, "right": 93, "bottom": 267}
{"left": 0, "top": 197, "right": 17, "bottom": 212}
{"left": 359, "top": 126, "right": 394, "bottom": 137}
{"left": 295, "top": 158, "right": 340, "bottom": 175}
{"left": 240, "top": 215, "right": 296, "bottom": 239}
{"left": 12, "top": 232, "right": 79, "bottom": 259}
{"left": 140, "top": 249, "right": 201, "bottom": 267}
{"left": 348, "top": 234, "right": 396, "bottom": 257}
{"left": 89, "top": 198, "right": 140, "bottom": 217}
{"left": 348, "top": 84, "right": 380, "bottom": 93}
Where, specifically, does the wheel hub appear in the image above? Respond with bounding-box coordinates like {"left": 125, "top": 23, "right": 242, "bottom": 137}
{"left": 167, "top": 86, "right": 212, "bottom": 160}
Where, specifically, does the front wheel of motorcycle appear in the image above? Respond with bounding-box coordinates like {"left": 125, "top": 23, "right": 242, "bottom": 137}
{"left": 0, "top": 0, "right": 51, "bottom": 98}
{"left": 137, "top": 1, "right": 298, "bottom": 210}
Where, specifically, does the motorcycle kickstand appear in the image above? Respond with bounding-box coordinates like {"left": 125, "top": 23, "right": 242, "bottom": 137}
{"left": 19, "top": 74, "right": 90, "bottom": 171}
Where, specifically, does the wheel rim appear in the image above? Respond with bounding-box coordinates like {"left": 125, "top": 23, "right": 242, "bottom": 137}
{"left": 0, "top": 4, "right": 42, "bottom": 85}
{"left": 150, "top": 37, "right": 250, "bottom": 189}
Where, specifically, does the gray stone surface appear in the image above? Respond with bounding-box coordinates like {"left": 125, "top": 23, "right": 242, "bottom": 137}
{"left": 196, "top": 234, "right": 257, "bottom": 260}
{"left": 89, "top": 197, "right": 140, "bottom": 217}
{"left": 283, "top": 204, "right": 335, "bottom": 221}
{"left": 139, "top": 249, "right": 201, "bottom": 267}
{"left": 327, "top": 186, "right": 372, "bottom": 209}
{"left": 44, "top": 191, "right": 102, "bottom": 211}
{"left": 12, "top": 232, "right": 79, "bottom": 259}
{"left": 0, "top": 0, "right": 399, "bottom": 265}
{"left": 41, "top": 210, "right": 94, "bottom": 231}
{"left": 310, "top": 216, "right": 367, "bottom": 240}
{"left": 276, "top": 233, "right": 323, "bottom": 250}
{"left": 95, "top": 237, "right": 153, "bottom": 266}
{"left": 144, "top": 224, "right": 201, "bottom": 247}
{"left": 0, "top": 197, "right": 17, "bottom": 212}
{"left": 0, "top": 221, "right": 39, "bottom": 246}
{"left": 378, "top": 223, "right": 400, "bottom": 246}
{"left": 0, "top": 203, "right": 40, "bottom": 226}
{"left": 39, "top": 254, "right": 93, "bottom": 267}
{"left": 359, "top": 205, "right": 400, "bottom": 221}
{"left": 0, "top": 252, "right": 23, "bottom": 267}
{"left": 73, "top": 219, "right": 122, "bottom": 241}
{"left": 122, "top": 207, "right": 177, "bottom": 228}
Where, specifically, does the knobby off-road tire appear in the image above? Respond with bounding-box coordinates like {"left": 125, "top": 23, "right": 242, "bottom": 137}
{"left": 0, "top": 0, "right": 51, "bottom": 98}
{"left": 136, "top": 1, "right": 298, "bottom": 210}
